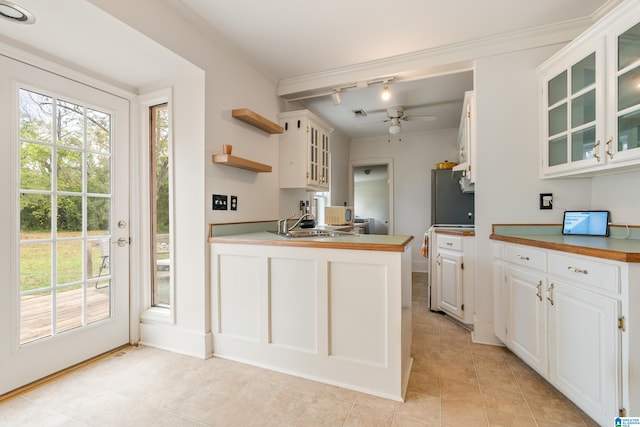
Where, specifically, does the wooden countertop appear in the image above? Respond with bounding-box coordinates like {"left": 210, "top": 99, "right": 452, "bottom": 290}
{"left": 209, "top": 231, "right": 414, "bottom": 253}
{"left": 490, "top": 224, "right": 640, "bottom": 263}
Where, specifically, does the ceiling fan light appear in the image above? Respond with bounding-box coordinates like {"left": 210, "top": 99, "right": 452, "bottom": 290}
{"left": 331, "top": 90, "right": 342, "bottom": 105}
{"left": 381, "top": 84, "right": 391, "bottom": 101}
{"left": 389, "top": 123, "right": 401, "bottom": 135}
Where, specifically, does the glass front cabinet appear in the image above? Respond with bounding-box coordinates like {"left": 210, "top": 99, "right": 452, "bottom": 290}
{"left": 539, "top": 3, "right": 640, "bottom": 178}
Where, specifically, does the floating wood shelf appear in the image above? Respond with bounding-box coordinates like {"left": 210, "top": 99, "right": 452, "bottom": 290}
{"left": 232, "top": 108, "right": 283, "bottom": 134}
{"left": 212, "top": 154, "right": 272, "bottom": 173}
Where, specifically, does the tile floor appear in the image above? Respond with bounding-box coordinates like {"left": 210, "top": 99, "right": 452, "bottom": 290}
{"left": 0, "top": 273, "right": 599, "bottom": 426}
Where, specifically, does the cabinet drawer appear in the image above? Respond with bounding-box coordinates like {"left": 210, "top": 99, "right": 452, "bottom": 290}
{"left": 437, "top": 235, "right": 462, "bottom": 251}
{"left": 505, "top": 245, "right": 547, "bottom": 271}
{"left": 548, "top": 253, "right": 619, "bottom": 293}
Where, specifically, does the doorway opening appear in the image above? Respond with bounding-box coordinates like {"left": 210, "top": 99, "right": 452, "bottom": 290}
{"left": 349, "top": 159, "right": 394, "bottom": 235}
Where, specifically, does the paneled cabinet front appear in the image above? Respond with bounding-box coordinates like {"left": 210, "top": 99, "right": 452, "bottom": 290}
{"left": 433, "top": 233, "right": 475, "bottom": 325}
{"left": 494, "top": 242, "right": 625, "bottom": 425}
{"left": 278, "top": 110, "right": 332, "bottom": 191}
{"left": 539, "top": 3, "right": 640, "bottom": 178}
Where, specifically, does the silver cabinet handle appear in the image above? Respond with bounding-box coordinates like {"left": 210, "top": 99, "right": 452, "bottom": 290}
{"left": 517, "top": 254, "right": 530, "bottom": 261}
{"left": 547, "top": 283, "right": 555, "bottom": 306}
{"left": 592, "top": 139, "right": 601, "bottom": 162}
{"left": 536, "top": 281, "right": 542, "bottom": 301}
{"left": 605, "top": 136, "right": 614, "bottom": 160}
{"left": 568, "top": 266, "right": 588, "bottom": 274}
{"left": 446, "top": 242, "right": 453, "bottom": 246}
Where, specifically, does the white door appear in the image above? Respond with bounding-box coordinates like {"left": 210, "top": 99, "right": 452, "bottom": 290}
{"left": 0, "top": 54, "right": 130, "bottom": 395}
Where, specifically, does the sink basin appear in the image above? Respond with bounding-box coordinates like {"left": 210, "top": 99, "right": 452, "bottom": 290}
{"left": 270, "top": 229, "right": 357, "bottom": 238}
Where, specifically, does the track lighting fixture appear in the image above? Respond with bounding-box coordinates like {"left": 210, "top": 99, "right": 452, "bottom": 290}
{"left": 331, "top": 90, "right": 342, "bottom": 105}
{"left": 381, "top": 83, "right": 391, "bottom": 101}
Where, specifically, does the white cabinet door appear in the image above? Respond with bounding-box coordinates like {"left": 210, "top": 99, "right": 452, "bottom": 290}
{"left": 548, "top": 280, "right": 620, "bottom": 425}
{"left": 505, "top": 267, "right": 548, "bottom": 376}
{"left": 437, "top": 250, "right": 464, "bottom": 320}
{"left": 606, "top": 16, "right": 640, "bottom": 165}
{"left": 279, "top": 110, "right": 332, "bottom": 191}
{"left": 540, "top": 40, "right": 605, "bottom": 176}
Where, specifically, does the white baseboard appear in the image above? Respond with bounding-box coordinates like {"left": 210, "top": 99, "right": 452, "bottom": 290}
{"left": 139, "top": 322, "right": 213, "bottom": 359}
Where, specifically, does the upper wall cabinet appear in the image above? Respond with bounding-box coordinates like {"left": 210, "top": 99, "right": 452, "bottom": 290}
{"left": 452, "top": 91, "right": 476, "bottom": 185}
{"left": 539, "top": 3, "right": 640, "bottom": 178}
{"left": 278, "top": 110, "right": 333, "bottom": 191}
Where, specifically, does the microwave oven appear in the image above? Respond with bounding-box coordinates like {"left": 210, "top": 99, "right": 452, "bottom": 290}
{"left": 325, "top": 206, "right": 354, "bottom": 225}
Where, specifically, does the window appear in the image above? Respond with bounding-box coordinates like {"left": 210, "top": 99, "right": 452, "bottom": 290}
{"left": 150, "top": 103, "right": 171, "bottom": 307}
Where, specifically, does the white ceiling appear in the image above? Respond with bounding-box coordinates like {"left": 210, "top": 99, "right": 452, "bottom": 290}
{"left": 178, "top": 0, "right": 616, "bottom": 138}
{"left": 0, "top": 0, "right": 619, "bottom": 138}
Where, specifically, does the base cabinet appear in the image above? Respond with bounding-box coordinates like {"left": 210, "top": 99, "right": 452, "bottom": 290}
{"left": 211, "top": 242, "right": 413, "bottom": 401}
{"left": 494, "top": 242, "right": 633, "bottom": 426}
{"left": 548, "top": 280, "right": 620, "bottom": 422}
{"left": 432, "top": 232, "right": 475, "bottom": 325}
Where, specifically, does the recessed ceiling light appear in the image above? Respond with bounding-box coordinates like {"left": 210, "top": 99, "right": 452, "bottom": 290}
{"left": 0, "top": 1, "right": 35, "bottom": 24}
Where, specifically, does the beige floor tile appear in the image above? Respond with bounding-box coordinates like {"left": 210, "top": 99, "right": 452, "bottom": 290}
{"left": 481, "top": 386, "right": 530, "bottom": 415}
{"left": 485, "top": 408, "right": 537, "bottom": 427}
{"left": 394, "top": 391, "right": 440, "bottom": 424}
{"left": 406, "top": 371, "right": 441, "bottom": 397}
{"left": 441, "top": 399, "right": 489, "bottom": 427}
{"left": 2, "top": 274, "right": 601, "bottom": 427}
{"left": 441, "top": 379, "right": 484, "bottom": 408}
{"left": 525, "top": 393, "right": 586, "bottom": 425}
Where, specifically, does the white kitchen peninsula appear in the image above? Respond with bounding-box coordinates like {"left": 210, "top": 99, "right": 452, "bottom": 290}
{"left": 209, "top": 225, "right": 413, "bottom": 401}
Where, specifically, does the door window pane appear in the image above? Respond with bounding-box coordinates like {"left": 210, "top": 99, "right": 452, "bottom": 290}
{"left": 57, "top": 147, "right": 83, "bottom": 192}
{"left": 20, "top": 193, "right": 51, "bottom": 235}
{"left": 19, "top": 89, "right": 52, "bottom": 143}
{"left": 56, "top": 240, "right": 83, "bottom": 285}
{"left": 20, "top": 142, "right": 51, "bottom": 191}
{"left": 20, "top": 242, "right": 51, "bottom": 292}
{"left": 86, "top": 108, "right": 111, "bottom": 153}
{"left": 87, "top": 153, "right": 110, "bottom": 194}
{"left": 56, "top": 99, "right": 84, "bottom": 148}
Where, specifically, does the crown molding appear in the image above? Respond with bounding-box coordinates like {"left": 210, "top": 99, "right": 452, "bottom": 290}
{"left": 277, "top": 16, "right": 597, "bottom": 97}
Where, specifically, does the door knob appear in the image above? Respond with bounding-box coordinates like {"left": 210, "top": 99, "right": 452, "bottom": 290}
{"left": 114, "top": 238, "right": 131, "bottom": 247}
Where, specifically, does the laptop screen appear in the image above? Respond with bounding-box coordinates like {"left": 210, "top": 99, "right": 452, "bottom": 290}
{"left": 562, "top": 211, "right": 610, "bottom": 236}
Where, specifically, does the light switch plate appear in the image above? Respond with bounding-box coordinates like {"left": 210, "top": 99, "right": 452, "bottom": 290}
{"left": 540, "top": 193, "right": 553, "bottom": 210}
{"left": 213, "top": 194, "right": 228, "bottom": 210}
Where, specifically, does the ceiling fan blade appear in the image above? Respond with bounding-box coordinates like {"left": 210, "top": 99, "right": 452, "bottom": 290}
{"left": 402, "top": 115, "right": 436, "bottom": 122}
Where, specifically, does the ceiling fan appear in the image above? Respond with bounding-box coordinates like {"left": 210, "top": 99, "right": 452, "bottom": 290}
{"left": 381, "top": 107, "right": 436, "bottom": 134}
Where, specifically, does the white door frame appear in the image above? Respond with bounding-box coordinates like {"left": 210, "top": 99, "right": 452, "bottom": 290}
{"left": 349, "top": 158, "right": 394, "bottom": 235}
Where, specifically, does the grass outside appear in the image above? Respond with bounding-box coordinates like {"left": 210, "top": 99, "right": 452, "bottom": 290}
{"left": 20, "top": 231, "right": 109, "bottom": 292}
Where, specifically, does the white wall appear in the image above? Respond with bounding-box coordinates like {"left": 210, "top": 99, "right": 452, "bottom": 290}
{"left": 591, "top": 170, "right": 640, "bottom": 223}
{"left": 351, "top": 129, "right": 458, "bottom": 271}
{"left": 474, "top": 45, "right": 593, "bottom": 343}
{"left": 91, "top": 0, "right": 281, "bottom": 357}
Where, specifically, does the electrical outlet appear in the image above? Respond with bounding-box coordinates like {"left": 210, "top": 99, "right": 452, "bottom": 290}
{"left": 540, "top": 193, "right": 553, "bottom": 210}
{"left": 213, "top": 194, "right": 228, "bottom": 210}
{"left": 230, "top": 195, "right": 238, "bottom": 211}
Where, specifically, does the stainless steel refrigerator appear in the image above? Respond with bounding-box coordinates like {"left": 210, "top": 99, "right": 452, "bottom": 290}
{"left": 430, "top": 169, "right": 474, "bottom": 225}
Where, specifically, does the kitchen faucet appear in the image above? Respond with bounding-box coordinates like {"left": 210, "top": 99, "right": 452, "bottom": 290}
{"left": 277, "top": 212, "right": 315, "bottom": 234}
